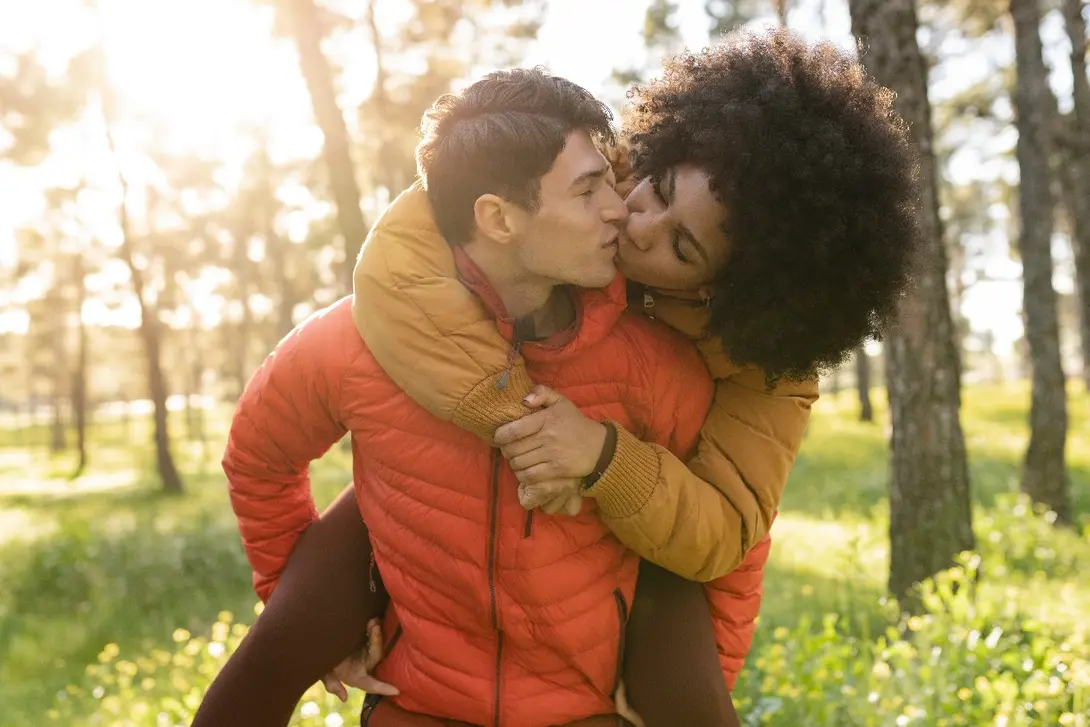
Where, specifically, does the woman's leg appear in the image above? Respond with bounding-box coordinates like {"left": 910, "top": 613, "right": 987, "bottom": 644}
{"left": 192, "top": 485, "right": 388, "bottom": 727}
{"left": 365, "top": 699, "right": 628, "bottom": 727}
{"left": 623, "top": 561, "right": 740, "bottom": 727}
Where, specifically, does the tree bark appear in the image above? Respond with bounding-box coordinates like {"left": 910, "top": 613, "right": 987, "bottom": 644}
{"left": 49, "top": 297, "right": 68, "bottom": 453}
{"left": 855, "top": 345, "right": 874, "bottom": 422}
{"left": 774, "top": 0, "right": 789, "bottom": 26}
{"left": 104, "top": 133, "right": 184, "bottom": 495}
{"left": 282, "top": 0, "right": 368, "bottom": 293}
{"left": 271, "top": 233, "right": 298, "bottom": 341}
{"left": 234, "top": 258, "right": 253, "bottom": 400}
{"left": 1060, "top": 0, "right": 1090, "bottom": 391}
{"left": 71, "top": 254, "right": 89, "bottom": 477}
{"left": 1010, "top": 0, "right": 1070, "bottom": 523}
{"left": 848, "top": 0, "right": 975, "bottom": 603}
{"left": 184, "top": 308, "right": 208, "bottom": 459}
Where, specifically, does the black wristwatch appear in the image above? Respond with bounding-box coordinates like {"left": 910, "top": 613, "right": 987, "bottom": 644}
{"left": 582, "top": 422, "right": 618, "bottom": 490}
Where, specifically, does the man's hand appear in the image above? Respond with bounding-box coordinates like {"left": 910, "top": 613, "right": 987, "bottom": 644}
{"left": 493, "top": 385, "right": 608, "bottom": 511}
{"left": 320, "top": 618, "right": 400, "bottom": 702}
{"left": 538, "top": 490, "right": 585, "bottom": 516}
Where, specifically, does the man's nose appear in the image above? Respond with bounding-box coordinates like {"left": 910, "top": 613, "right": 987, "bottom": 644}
{"left": 601, "top": 186, "right": 629, "bottom": 225}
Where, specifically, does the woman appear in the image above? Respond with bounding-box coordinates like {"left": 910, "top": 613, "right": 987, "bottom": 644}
{"left": 194, "top": 27, "right": 917, "bottom": 727}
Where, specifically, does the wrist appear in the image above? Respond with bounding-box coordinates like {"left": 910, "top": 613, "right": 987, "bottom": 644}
{"left": 581, "top": 422, "right": 617, "bottom": 490}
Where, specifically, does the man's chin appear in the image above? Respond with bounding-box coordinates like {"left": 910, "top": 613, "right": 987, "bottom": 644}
{"left": 573, "top": 266, "right": 620, "bottom": 290}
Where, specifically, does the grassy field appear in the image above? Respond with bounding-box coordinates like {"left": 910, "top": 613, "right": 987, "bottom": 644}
{"left": 1, "top": 383, "right": 1088, "bottom": 726}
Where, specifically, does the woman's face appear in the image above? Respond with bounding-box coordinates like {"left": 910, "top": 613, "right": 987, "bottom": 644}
{"left": 615, "top": 165, "right": 730, "bottom": 293}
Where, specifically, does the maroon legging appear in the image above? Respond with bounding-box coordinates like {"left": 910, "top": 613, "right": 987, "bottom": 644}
{"left": 191, "top": 487, "right": 738, "bottom": 727}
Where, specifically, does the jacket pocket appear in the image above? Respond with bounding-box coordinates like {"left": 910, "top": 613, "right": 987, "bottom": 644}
{"left": 613, "top": 588, "right": 628, "bottom": 692}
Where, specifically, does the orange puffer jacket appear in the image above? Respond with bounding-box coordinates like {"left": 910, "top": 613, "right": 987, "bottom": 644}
{"left": 223, "top": 256, "right": 718, "bottom": 724}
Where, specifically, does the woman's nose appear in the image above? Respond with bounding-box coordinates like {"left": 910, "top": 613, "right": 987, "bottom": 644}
{"left": 625, "top": 214, "right": 655, "bottom": 252}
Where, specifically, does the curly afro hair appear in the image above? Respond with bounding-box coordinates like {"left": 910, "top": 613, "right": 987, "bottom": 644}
{"left": 624, "top": 27, "right": 920, "bottom": 382}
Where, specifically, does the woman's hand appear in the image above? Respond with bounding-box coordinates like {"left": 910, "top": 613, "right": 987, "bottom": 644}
{"left": 493, "top": 385, "right": 607, "bottom": 511}
{"left": 320, "top": 618, "right": 400, "bottom": 701}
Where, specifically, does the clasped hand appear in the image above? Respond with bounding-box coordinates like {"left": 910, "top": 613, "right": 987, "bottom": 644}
{"left": 493, "top": 385, "right": 607, "bottom": 515}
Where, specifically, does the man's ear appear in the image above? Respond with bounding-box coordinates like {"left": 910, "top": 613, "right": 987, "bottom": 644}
{"left": 473, "top": 194, "right": 520, "bottom": 245}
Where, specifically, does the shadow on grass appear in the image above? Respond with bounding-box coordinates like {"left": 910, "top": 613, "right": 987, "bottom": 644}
{"left": 782, "top": 396, "right": 1090, "bottom": 524}
{"left": 758, "top": 556, "right": 887, "bottom": 638}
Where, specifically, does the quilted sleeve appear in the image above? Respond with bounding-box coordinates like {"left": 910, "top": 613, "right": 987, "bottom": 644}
{"left": 706, "top": 533, "right": 772, "bottom": 690}
{"left": 222, "top": 300, "right": 354, "bottom": 601}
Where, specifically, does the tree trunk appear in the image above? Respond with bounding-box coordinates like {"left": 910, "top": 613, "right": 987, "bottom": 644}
{"left": 282, "top": 0, "right": 368, "bottom": 293}
{"left": 139, "top": 304, "right": 184, "bottom": 494}
{"left": 96, "top": 32, "right": 183, "bottom": 493}
{"left": 46, "top": 285, "right": 69, "bottom": 453}
{"left": 855, "top": 345, "right": 874, "bottom": 422}
{"left": 848, "top": 0, "right": 975, "bottom": 603}
{"left": 272, "top": 236, "right": 298, "bottom": 341}
{"left": 184, "top": 311, "right": 208, "bottom": 459}
{"left": 71, "top": 254, "right": 89, "bottom": 477}
{"left": 774, "top": 0, "right": 789, "bottom": 26}
{"left": 104, "top": 152, "right": 184, "bottom": 495}
{"left": 1060, "top": 0, "right": 1090, "bottom": 391}
{"left": 1010, "top": 0, "right": 1070, "bottom": 523}
{"left": 234, "top": 279, "right": 252, "bottom": 400}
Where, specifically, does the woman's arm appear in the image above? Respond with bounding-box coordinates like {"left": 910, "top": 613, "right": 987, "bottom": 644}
{"left": 352, "top": 184, "right": 536, "bottom": 444}
{"left": 495, "top": 369, "right": 814, "bottom": 582}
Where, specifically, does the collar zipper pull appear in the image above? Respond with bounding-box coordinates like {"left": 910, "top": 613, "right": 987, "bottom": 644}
{"left": 643, "top": 291, "right": 655, "bottom": 320}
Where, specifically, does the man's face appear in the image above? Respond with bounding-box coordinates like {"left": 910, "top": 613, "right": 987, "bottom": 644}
{"left": 511, "top": 130, "right": 628, "bottom": 289}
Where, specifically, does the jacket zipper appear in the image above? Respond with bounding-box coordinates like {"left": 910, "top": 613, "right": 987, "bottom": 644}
{"left": 384, "top": 624, "right": 404, "bottom": 657}
{"left": 488, "top": 451, "right": 503, "bottom": 727}
{"left": 613, "top": 589, "right": 628, "bottom": 693}
{"left": 523, "top": 509, "right": 533, "bottom": 538}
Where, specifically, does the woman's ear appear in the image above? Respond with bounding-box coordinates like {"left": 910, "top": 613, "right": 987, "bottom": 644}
{"left": 473, "top": 194, "right": 519, "bottom": 245}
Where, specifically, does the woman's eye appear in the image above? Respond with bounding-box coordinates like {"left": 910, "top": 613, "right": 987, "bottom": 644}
{"left": 651, "top": 175, "right": 668, "bottom": 206}
{"left": 671, "top": 236, "right": 689, "bottom": 264}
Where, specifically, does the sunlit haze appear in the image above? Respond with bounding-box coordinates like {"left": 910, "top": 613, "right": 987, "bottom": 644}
{"left": 0, "top": 0, "right": 1078, "bottom": 359}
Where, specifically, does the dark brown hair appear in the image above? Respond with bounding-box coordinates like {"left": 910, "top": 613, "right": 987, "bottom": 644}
{"left": 416, "top": 67, "right": 615, "bottom": 244}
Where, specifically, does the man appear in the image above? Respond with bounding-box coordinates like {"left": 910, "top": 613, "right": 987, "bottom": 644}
{"left": 217, "top": 69, "right": 733, "bottom": 726}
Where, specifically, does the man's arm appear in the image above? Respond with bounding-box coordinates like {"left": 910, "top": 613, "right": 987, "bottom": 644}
{"left": 223, "top": 299, "right": 355, "bottom": 601}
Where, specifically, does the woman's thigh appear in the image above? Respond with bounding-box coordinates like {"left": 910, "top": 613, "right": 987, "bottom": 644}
{"left": 623, "top": 560, "right": 740, "bottom": 727}
{"left": 192, "top": 485, "right": 388, "bottom": 726}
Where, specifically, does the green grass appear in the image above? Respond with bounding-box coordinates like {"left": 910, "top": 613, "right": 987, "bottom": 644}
{"left": 1, "top": 384, "right": 1088, "bottom": 726}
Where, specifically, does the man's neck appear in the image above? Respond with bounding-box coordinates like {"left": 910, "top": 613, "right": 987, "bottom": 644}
{"left": 461, "top": 242, "right": 575, "bottom": 339}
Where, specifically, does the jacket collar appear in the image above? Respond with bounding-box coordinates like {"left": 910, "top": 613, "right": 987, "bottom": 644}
{"left": 449, "top": 224, "right": 629, "bottom": 362}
